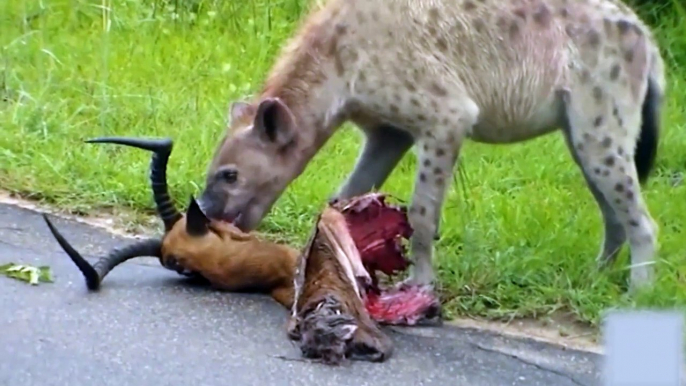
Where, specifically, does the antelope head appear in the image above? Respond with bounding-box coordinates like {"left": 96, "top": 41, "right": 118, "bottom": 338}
{"left": 42, "top": 137, "right": 239, "bottom": 290}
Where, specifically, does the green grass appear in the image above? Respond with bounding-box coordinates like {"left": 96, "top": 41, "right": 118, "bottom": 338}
{"left": 1, "top": 0, "right": 684, "bottom": 328}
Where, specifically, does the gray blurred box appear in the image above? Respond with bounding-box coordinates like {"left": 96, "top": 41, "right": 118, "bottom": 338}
{"left": 603, "top": 310, "right": 684, "bottom": 386}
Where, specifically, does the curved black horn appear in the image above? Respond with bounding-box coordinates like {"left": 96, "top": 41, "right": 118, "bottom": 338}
{"left": 85, "top": 137, "right": 182, "bottom": 231}
{"left": 43, "top": 214, "right": 162, "bottom": 291}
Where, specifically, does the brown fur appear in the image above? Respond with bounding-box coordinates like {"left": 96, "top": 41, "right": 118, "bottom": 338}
{"left": 46, "top": 136, "right": 396, "bottom": 364}
{"left": 161, "top": 213, "right": 299, "bottom": 309}
{"left": 287, "top": 207, "right": 393, "bottom": 364}
{"left": 43, "top": 137, "right": 299, "bottom": 309}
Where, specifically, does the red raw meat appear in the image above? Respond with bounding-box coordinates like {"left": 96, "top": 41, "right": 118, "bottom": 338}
{"left": 364, "top": 284, "right": 441, "bottom": 325}
{"left": 337, "top": 193, "right": 413, "bottom": 279}
{"left": 335, "top": 193, "right": 441, "bottom": 326}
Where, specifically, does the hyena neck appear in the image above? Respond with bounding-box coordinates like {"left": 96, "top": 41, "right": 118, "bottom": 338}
{"left": 257, "top": 3, "right": 352, "bottom": 173}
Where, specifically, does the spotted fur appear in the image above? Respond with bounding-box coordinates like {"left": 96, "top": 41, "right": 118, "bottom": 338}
{"left": 199, "top": 0, "right": 666, "bottom": 294}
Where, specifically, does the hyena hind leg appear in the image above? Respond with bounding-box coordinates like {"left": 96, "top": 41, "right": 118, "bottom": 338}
{"left": 558, "top": 84, "right": 659, "bottom": 292}
{"left": 561, "top": 114, "right": 627, "bottom": 267}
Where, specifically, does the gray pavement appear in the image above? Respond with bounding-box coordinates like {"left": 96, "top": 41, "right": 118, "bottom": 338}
{"left": 0, "top": 203, "right": 602, "bottom": 386}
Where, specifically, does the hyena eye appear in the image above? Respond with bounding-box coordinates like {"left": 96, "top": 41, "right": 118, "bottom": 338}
{"left": 218, "top": 168, "right": 238, "bottom": 184}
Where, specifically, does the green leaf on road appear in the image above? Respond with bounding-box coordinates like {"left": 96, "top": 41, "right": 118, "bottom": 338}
{"left": 0, "top": 263, "right": 54, "bottom": 285}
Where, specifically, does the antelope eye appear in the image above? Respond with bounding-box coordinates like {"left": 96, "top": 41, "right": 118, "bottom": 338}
{"left": 218, "top": 168, "right": 238, "bottom": 183}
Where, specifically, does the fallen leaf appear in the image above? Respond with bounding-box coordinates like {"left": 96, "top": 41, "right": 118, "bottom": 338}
{"left": 0, "top": 262, "right": 54, "bottom": 285}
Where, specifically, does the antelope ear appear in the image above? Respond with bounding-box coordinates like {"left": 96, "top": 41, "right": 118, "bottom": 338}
{"left": 186, "top": 195, "right": 210, "bottom": 237}
{"left": 253, "top": 97, "right": 295, "bottom": 146}
{"left": 229, "top": 101, "right": 256, "bottom": 126}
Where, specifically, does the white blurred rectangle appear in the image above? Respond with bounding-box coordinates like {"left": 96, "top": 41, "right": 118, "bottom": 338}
{"left": 603, "top": 310, "right": 684, "bottom": 386}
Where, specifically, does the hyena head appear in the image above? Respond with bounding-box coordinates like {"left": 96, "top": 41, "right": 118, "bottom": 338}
{"left": 199, "top": 97, "right": 304, "bottom": 232}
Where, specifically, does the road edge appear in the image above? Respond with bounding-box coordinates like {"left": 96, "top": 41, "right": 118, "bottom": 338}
{"left": 0, "top": 191, "right": 603, "bottom": 355}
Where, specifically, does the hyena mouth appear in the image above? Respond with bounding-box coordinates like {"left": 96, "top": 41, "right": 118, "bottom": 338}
{"left": 195, "top": 198, "right": 235, "bottom": 225}
{"left": 224, "top": 212, "right": 242, "bottom": 226}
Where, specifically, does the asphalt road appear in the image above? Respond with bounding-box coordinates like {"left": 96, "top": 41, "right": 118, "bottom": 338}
{"left": 0, "top": 203, "right": 602, "bottom": 386}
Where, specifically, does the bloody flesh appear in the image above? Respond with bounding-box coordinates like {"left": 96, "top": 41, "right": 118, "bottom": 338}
{"left": 336, "top": 193, "right": 441, "bottom": 326}
{"left": 337, "top": 194, "right": 412, "bottom": 280}
{"left": 364, "top": 284, "right": 441, "bottom": 325}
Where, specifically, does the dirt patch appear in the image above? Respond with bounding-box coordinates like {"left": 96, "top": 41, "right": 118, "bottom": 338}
{"left": 0, "top": 190, "right": 159, "bottom": 240}
{"left": 446, "top": 314, "right": 601, "bottom": 354}
{"left": 0, "top": 189, "right": 602, "bottom": 354}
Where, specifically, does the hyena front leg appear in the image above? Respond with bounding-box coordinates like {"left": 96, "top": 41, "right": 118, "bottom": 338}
{"left": 559, "top": 82, "right": 658, "bottom": 292}
{"left": 334, "top": 124, "right": 448, "bottom": 240}
{"left": 334, "top": 123, "right": 414, "bottom": 200}
{"left": 406, "top": 101, "right": 479, "bottom": 288}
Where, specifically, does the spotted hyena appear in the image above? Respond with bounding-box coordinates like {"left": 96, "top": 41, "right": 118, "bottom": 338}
{"left": 197, "top": 0, "right": 666, "bottom": 300}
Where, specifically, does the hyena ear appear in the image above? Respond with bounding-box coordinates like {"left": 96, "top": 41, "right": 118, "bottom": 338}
{"left": 229, "top": 101, "right": 256, "bottom": 126}
{"left": 186, "top": 195, "right": 210, "bottom": 237}
{"left": 253, "top": 97, "right": 295, "bottom": 146}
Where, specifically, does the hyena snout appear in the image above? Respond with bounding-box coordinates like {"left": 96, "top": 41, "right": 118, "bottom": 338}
{"left": 197, "top": 188, "right": 229, "bottom": 221}
{"left": 197, "top": 187, "right": 265, "bottom": 232}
